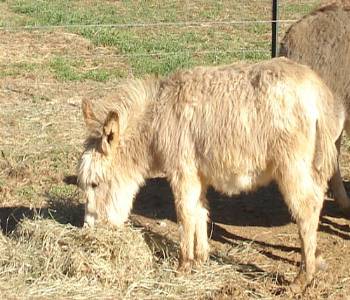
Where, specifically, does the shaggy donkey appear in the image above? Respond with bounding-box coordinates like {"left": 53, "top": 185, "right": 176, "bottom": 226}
{"left": 280, "top": 0, "right": 350, "bottom": 211}
{"left": 78, "top": 57, "right": 341, "bottom": 286}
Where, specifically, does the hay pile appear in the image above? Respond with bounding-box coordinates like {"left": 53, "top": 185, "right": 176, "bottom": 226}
{"left": 0, "top": 218, "right": 274, "bottom": 299}
{"left": 0, "top": 218, "right": 154, "bottom": 298}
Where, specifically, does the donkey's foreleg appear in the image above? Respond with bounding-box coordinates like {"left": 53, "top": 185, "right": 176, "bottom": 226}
{"left": 194, "top": 181, "right": 209, "bottom": 266}
{"left": 171, "top": 171, "right": 204, "bottom": 273}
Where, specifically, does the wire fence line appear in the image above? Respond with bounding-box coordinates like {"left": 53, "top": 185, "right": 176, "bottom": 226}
{"left": 0, "top": 19, "right": 297, "bottom": 31}
{"left": 0, "top": 17, "right": 280, "bottom": 83}
{"left": 0, "top": 47, "right": 272, "bottom": 89}
{"left": 0, "top": 47, "right": 270, "bottom": 89}
{"left": 1, "top": 48, "right": 270, "bottom": 59}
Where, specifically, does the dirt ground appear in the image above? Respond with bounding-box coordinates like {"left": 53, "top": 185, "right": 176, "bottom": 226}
{"left": 1, "top": 30, "right": 350, "bottom": 299}
{"left": 131, "top": 178, "right": 350, "bottom": 298}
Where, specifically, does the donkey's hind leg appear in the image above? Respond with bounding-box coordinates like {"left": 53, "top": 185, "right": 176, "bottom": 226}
{"left": 276, "top": 162, "right": 324, "bottom": 288}
{"left": 330, "top": 134, "right": 350, "bottom": 211}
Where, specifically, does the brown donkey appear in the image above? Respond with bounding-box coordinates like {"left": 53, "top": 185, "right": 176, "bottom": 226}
{"left": 280, "top": 0, "right": 350, "bottom": 211}
{"left": 78, "top": 57, "right": 341, "bottom": 287}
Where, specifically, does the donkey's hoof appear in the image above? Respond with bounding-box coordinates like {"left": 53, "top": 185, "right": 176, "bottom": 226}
{"left": 289, "top": 272, "right": 313, "bottom": 294}
{"left": 316, "top": 254, "right": 328, "bottom": 272}
{"left": 176, "top": 260, "right": 193, "bottom": 275}
{"left": 194, "top": 252, "right": 208, "bottom": 267}
{"left": 84, "top": 213, "right": 97, "bottom": 227}
{"left": 289, "top": 281, "right": 302, "bottom": 295}
{"left": 192, "top": 260, "right": 205, "bottom": 270}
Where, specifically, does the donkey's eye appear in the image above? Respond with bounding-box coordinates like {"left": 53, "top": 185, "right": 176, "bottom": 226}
{"left": 91, "top": 182, "right": 98, "bottom": 188}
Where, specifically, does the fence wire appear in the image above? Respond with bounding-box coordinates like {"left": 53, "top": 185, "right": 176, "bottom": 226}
{"left": 0, "top": 19, "right": 298, "bottom": 31}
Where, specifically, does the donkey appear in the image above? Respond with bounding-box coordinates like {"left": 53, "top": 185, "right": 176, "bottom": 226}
{"left": 78, "top": 57, "right": 341, "bottom": 286}
{"left": 280, "top": 0, "right": 350, "bottom": 211}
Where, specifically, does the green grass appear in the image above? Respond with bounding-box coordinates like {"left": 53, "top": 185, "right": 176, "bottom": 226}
{"left": 2, "top": 0, "right": 320, "bottom": 77}
{"left": 49, "top": 56, "right": 124, "bottom": 81}
{"left": 8, "top": 0, "right": 269, "bottom": 25}
{"left": 0, "top": 62, "right": 38, "bottom": 78}
{"left": 49, "top": 56, "right": 81, "bottom": 81}
{"left": 5, "top": 0, "right": 276, "bottom": 77}
{"left": 283, "top": 2, "right": 320, "bottom": 18}
{"left": 49, "top": 184, "right": 77, "bottom": 199}
{"left": 15, "top": 186, "right": 36, "bottom": 200}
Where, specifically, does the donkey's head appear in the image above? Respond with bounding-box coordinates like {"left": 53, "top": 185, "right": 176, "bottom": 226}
{"left": 78, "top": 99, "right": 141, "bottom": 227}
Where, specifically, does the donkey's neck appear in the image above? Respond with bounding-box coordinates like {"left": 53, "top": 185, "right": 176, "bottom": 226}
{"left": 112, "top": 76, "right": 163, "bottom": 179}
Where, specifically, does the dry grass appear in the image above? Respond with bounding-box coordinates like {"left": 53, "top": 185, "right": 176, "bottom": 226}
{"left": 0, "top": 213, "right": 347, "bottom": 299}
{"left": 0, "top": 217, "right": 281, "bottom": 299}
{"left": 0, "top": 218, "right": 153, "bottom": 299}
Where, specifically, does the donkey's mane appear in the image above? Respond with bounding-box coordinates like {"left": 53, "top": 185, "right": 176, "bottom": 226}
{"left": 87, "top": 75, "right": 162, "bottom": 138}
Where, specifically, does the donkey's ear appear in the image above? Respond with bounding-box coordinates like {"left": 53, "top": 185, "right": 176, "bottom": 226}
{"left": 82, "top": 98, "right": 99, "bottom": 130}
{"left": 101, "top": 111, "right": 119, "bottom": 155}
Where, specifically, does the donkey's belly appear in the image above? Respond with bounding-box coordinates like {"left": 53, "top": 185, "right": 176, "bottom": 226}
{"left": 209, "top": 171, "right": 273, "bottom": 196}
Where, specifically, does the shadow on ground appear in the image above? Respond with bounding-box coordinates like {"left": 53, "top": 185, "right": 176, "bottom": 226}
{"left": 133, "top": 177, "right": 350, "bottom": 268}
{"left": 134, "top": 178, "right": 350, "bottom": 226}
{"left": 134, "top": 178, "right": 291, "bottom": 227}
{"left": 0, "top": 194, "right": 84, "bottom": 234}
{"left": 1, "top": 176, "right": 349, "bottom": 243}
{"left": 3, "top": 175, "right": 349, "bottom": 231}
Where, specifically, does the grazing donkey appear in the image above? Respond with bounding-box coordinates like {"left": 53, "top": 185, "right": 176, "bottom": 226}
{"left": 78, "top": 57, "right": 341, "bottom": 287}
{"left": 280, "top": 0, "right": 350, "bottom": 211}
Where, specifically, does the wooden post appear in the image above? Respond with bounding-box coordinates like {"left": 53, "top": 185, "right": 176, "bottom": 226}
{"left": 271, "top": 0, "right": 279, "bottom": 57}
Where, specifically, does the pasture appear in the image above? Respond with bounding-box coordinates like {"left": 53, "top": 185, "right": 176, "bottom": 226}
{"left": 1, "top": 0, "right": 350, "bottom": 299}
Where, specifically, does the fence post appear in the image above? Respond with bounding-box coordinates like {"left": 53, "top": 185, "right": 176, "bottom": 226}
{"left": 271, "top": 0, "right": 279, "bottom": 57}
